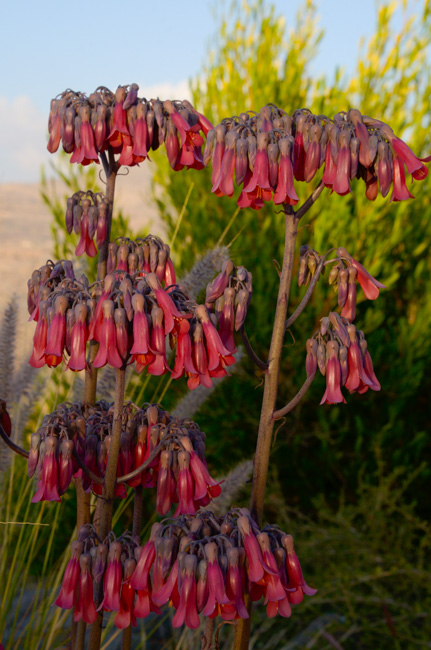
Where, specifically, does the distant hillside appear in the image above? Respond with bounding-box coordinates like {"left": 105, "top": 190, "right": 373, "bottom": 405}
{"left": 0, "top": 164, "right": 162, "bottom": 355}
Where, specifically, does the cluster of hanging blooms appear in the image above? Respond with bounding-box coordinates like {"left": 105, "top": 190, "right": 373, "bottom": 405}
{"left": 27, "top": 248, "right": 251, "bottom": 388}
{"left": 300, "top": 246, "right": 383, "bottom": 404}
{"left": 27, "top": 401, "right": 221, "bottom": 513}
{"left": 305, "top": 313, "right": 380, "bottom": 405}
{"left": 47, "top": 84, "right": 212, "bottom": 169}
{"left": 298, "top": 245, "right": 386, "bottom": 323}
{"left": 54, "top": 526, "right": 140, "bottom": 627}
{"left": 204, "top": 261, "right": 253, "bottom": 349}
{"left": 65, "top": 191, "right": 110, "bottom": 257}
{"left": 55, "top": 509, "right": 316, "bottom": 629}
{"left": 204, "top": 105, "right": 430, "bottom": 210}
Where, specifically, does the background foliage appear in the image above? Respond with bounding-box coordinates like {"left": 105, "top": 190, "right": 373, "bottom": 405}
{"left": 1, "top": 0, "right": 430, "bottom": 647}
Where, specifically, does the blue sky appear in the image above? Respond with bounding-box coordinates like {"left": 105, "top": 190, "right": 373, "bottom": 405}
{"left": 1, "top": 0, "right": 379, "bottom": 182}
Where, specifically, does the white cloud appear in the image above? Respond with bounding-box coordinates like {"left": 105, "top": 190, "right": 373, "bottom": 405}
{"left": 0, "top": 96, "right": 51, "bottom": 183}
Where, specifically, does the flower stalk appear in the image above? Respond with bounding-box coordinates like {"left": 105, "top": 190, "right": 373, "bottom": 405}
{"left": 88, "top": 367, "right": 126, "bottom": 650}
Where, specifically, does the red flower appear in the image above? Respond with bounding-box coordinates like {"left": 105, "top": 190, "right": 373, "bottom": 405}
{"left": 93, "top": 300, "right": 123, "bottom": 369}
{"left": 100, "top": 542, "right": 123, "bottom": 612}
{"left": 32, "top": 436, "right": 61, "bottom": 503}
{"left": 54, "top": 541, "right": 83, "bottom": 609}
{"left": 74, "top": 554, "right": 98, "bottom": 624}
{"left": 337, "top": 248, "right": 385, "bottom": 301}
{"left": 320, "top": 341, "right": 346, "bottom": 405}
{"left": 172, "top": 555, "right": 200, "bottom": 629}
{"left": 114, "top": 559, "right": 137, "bottom": 629}
{"left": 202, "top": 542, "right": 231, "bottom": 616}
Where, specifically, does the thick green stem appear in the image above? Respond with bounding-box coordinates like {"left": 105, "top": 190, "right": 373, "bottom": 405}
{"left": 75, "top": 152, "right": 119, "bottom": 650}
{"left": 88, "top": 367, "right": 126, "bottom": 650}
{"left": 234, "top": 209, "right": 298, "bottom": 650}
{"left": 250, "top": 210, "right": 298, "bottom": 524}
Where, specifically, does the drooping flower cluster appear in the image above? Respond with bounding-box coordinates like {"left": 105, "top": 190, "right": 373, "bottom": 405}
{"left": 298, "top": 245, "right": 386, "bottom": 322}
{"left": 205, "top": 105, "right": 430, "bottom": 210}
{"left": 204, "top": 262, "right": 253, "bottom": 352}
{"left": 305, "top": 313, "right": 380, "bottom": 405}
{"left": 28, "top": 401, "right": 220, "bottom": 514}
{"left": 54, "top": 526, "right": 140, "bottom": 628}
{"left": 47, "top": 85, "right": 212, "bottom": 169}
{"left": 55, "top": 510, "right": 316, "bottom": 629}
{"left": 27, "top": 250, "right": 251, "bottom": 388}
{"left": 65, "top": 191, "right": 110, "bottom": 257}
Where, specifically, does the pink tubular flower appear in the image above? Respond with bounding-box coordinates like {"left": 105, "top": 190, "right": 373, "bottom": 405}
{"left": 237, "top": 515, "right": 266, "bottom": 583}
{"left": 345, "top": 325, "right": 375, "bottom": 393}
{"left": 130, "top": 294, "right": 151, "bottom": 356}
{"left": 180, "top": 436, "right": 221, "bottom": 502}
{"left": 29, "top": 301, "right": 49, "bottom": 368}
{"left": 360, "top": 340, "right": 381, "bottom": 391}
{"left": 58, "top": 440, "right": 74, "bottom": 495}
{"left": 114, "top": 559, "right": 137, "bottom": 629}
{"left": 172, "top": 318, "right": 197, "bottom": 380}
{"left": 341, "top": 268, "right": 357, "bottom": 322}
{"left": 348, "top": 109, "right": 372, "bottom": 168}
{"left": 257, "top": 533, "right": 288, "bottom": 608}
{"left": 320, "top": 341, "right": 346, "bottom": 405}
{"left": 45, "top": 295, "right": 68, "bottom": 367}
{"left": 88, "top": 274, "right": 116, "bottom": 342}
{"left": 93, "top": 300, "right": 123, "bottom": 369}
{"left": 239, "top": 132, "right": 273, "bottom": 209}
{"left": 146, "top": 273, "right": 183, "bottom": 335}
{"left": 196, "top": 560, "right": 209, "bottom": 613}
{"left": 148, "top": 307, "right": 170, "bottom": 376}
{"left": 131, "top": 524, "right": 161, "bottom": 591}
{"left": 151, "top": 559, "right": 179, "bottom": 606}
{"left": 205, "top": 260, "right": 234, "bottom": 304}
{"left": 210, "top": 124, "right": 227, "bottom": 187}
{"left": 67, "top": 303, "right": 88, "bottom": 371}
{"left": 202, "top": 542, "right": 231, "bottom": 616}
{"left": 218, "top": 288, "right": 237, "bottom": 353}
{"left": 47, "top": 111, "right": 61, "bottom": 153}
{"left": 304, "top": 125, "right": 322, "bottom": 183}
{"left": 172, "top": 555, "right": 200, "bottom": 629}
{"left": 333, "top": 131, "right": 352, "bottom": 196}
{"left": 100, "top": 542, "right": 123, "bottom": 612}
{"left": 226, "top": 548, "right": 249, "bottom": 619}
{"left": 188, "top": 323, "right": 212, "bottom": 390}
{"left": 156, "top": 450, "right": 174, "bottom": 515}
{"left": 391, "top": 155, "right": 414, "bottom": 202}
{"left": 337, "top": 247, "right": 386, "bottom": 301}
{"left": 32, "top": 436, "right": 61, "bottom": 503}
{"left": 273, "top": 137, "right": 299, "bottom": 205}
{"left": 378, "top": 123, "right": 430, "bottom": 180}
{"left": 196, "top": 305, "right": 235, "bottom": 374}
{"left": 175, "top": 451, "right": 196, "bottom": 516}
{"left": 282, "top": 535, "right": 317, "bottom": 601}
{"left": 54, "top": 541, "right": 83, "bottom": 609}
{"left": 211, "top": 131, "right": 238, "bottom": 197}
{"left": 75, "top": 213, "right": 97, "bottom": 257}
{"left": 114, "top": 307, "right": 129, "bottom": 361}
{"left": 293, "top": 114, "right": 307, "bottom": 181}
{"left": 74, "top": 554, "right": 98, "bottom": 624}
